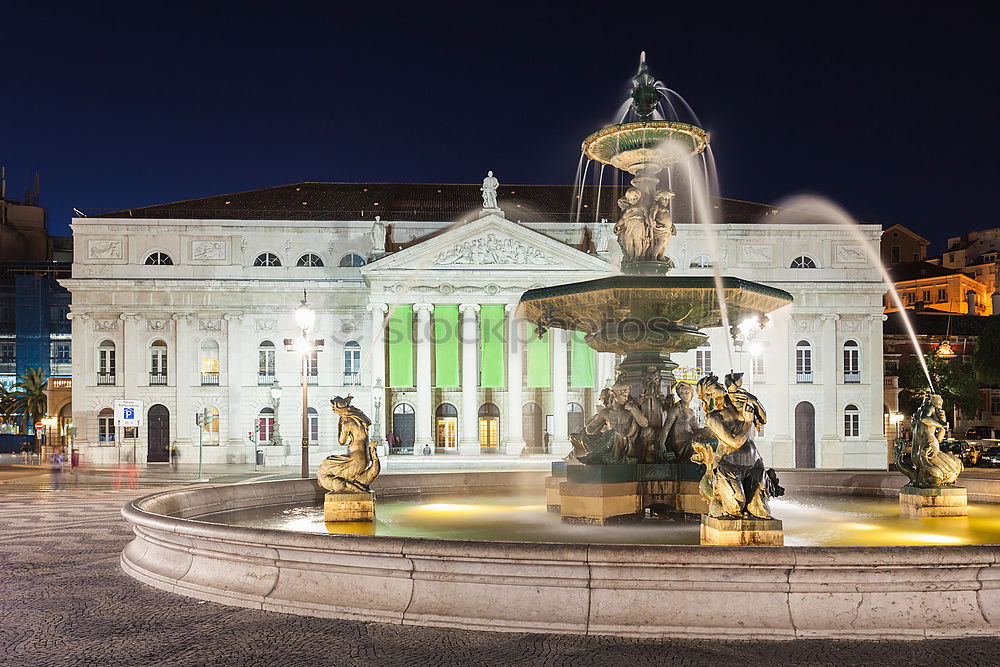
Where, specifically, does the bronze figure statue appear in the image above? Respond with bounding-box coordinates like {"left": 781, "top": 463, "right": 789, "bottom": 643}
{"left": 569, "top": 382, "right": 648, "bottom": 464}
{"left": 658, "top": 381, "right": 701, "bottom": 462}
{"left": 318, "top": 396, "right": 381, "bottom": 493}
{"left": 895, "top": 393, "right": 963, "bottom": 488}
{"left": 693, "top": 373, "right": 777, "bottom": 519}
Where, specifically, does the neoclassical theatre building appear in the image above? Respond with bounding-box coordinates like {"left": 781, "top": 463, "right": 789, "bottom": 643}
{"left": 64, "top": 180, "right": 887, "bottom": 468}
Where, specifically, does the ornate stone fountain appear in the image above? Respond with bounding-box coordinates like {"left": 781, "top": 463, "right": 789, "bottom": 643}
{"left": 894, "top": 393, "right": 967, "bottom": 517}
{"left": 520, "top": 56, "right": 792, "bottom": 544}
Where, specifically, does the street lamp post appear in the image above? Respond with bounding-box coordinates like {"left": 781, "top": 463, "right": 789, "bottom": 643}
{"left": 288, "top": 292, "right": 320, "bottom": 479}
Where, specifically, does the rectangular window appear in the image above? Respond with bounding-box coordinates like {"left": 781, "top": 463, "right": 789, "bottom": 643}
{"left": 921, "top": 289, "right": 930, "bottom": 302}
{"left": 992, "top": 395, "right": 1000, "bottom": 417}
{"left": 309, "top": 414, "right": 319, "bottom": 443}
{"left": 258, "top": 416, "right": 274, "bottom": 443}
{"left": 937, "top": 288, "right": 947, "bottom": 302}
{"left": 259, "top": 348, "right": 275, "bottom": 376}
{"left": 890, "top": 246, "right": 900, "bottom": 264}
{"left": 844, "top": 412, "right": 860, "bottom": 438}
{"left": 796, "top": 347, "right": 812, "bottom": 383}
{"left": 843, "top": 347, "right": 860, "bottom": 383}
{"left": 99, "top": 415, "right": 114, "bottom": 442}
{"left": 304, "top": 349, "right": 319, "bottom": 384}
{"left": 695, "top": 348, "right": 712, "bottom": 374}
{"left": 751, "top": 354, "right": 765, "bottom": 382}
{"left": 343, "top": 347, "right": 361, "bottom": 375}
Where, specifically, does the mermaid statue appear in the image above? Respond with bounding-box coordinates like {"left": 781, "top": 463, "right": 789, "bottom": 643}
{"left": 894, "top": 393, "right": 963, "bottom": 488}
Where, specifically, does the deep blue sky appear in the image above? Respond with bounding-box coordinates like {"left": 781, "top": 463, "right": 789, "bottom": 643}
{"left": 3, "top": 2, "right": 995, "bottom": 252}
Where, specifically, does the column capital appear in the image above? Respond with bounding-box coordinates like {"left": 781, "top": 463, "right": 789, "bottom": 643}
{"left": 366, "top": 302, "right": 390, "bottom": 314}
{"left": 170, "top": 313, "right": 193, "bottom": 321}
{"left": 223, "top": 312, "right": 244, "bottom": 321}
{"left": 820, "top": 314, "right": 841, "bottom": 322}
{"left": 504, "top": 303, "right": 520, "bottom": 313}
{"left": 458, "top": 303, "right": 481, "bottom": 314}
{"left": 119, "top": 313, "right": 141, "bottom": 321}
{"left": 866, "top": 313, "right": 888, "bottom": 321}
{"left": 413, "top": 303, "right": 435, "bottom": 313}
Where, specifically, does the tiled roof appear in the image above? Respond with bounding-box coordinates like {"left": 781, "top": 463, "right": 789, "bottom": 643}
{"left": 888, "top": 261, "right": 959, "bottom": 282}
{"left": 90, "top": 182, "right": 775, "bottom": 224}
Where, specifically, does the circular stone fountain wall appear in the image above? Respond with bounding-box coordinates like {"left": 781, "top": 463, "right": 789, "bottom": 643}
{"left": 121, "top": 472, "right": 1000, "bottom": 640}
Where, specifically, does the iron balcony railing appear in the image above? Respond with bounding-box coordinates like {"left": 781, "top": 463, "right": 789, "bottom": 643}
{"left": 344, "top": 372, "right": 361, "bottom": 386}
{"left": 306, "top": 375, "right": 319, "bottom": 385}
{"left": 97, "top": 373, "right": 115, "bottom": 386}
{"left": 258, "top": 373, "right": 275, "bottom": 385}
{"left": 201, "top": 372, "right": 220, "bottom": 386}
{"left": 149, "top": 373, "right": 168, "bottom": 386}
{"left": 884, "top": 376, "right": 899, "bottom": 388}
{"left": 796, "top": 372, "right": 813, "bottom": 384}
{"left": 844, "top": 371, "right": 861, "bottom": 384}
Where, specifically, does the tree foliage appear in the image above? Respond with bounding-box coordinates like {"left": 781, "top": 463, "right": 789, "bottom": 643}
{"left": 973, "top": 316, "right": 1000, "bottom": 385}
{"left": 897, "top": 354, "right": 980, "bottom": 422}
{"left": 8, "top": 368, "right": 48, "bottom": 433}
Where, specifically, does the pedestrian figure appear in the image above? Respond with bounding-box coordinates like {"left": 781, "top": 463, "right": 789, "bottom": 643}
{"left": 20, "top": 441, "right": 30, "bottom": 464}
{"left": 170, "top": 444, "right": 180, "bottom": 472}
{"left": 52, "top": 452, "right": 64, "bottom": 490}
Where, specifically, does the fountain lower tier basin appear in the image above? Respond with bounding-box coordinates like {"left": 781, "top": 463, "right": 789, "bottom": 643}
{"left": 519, "top": 275, "right": 793, "bottom": 353}
{"left": 121, "top": 471, "right": 1000, "bottom": 640}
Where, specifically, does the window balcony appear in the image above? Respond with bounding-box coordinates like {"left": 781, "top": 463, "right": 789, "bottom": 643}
{"left": 201, "top": 372, "right": 220, "bottom": 386}
{"left": 796, "top": 372, "right": 813, "bottom": 384}
{"left": 258, "top": 373, "right": 275, "bottom": 386}
{"left": 344, "top": 372, "right": 361, "bottom": 386}
{"left": 306, "top": 374, "right": 319, "bottom": 386}
{"left": 97, "top": 374, "right": 115, "bottom": 386}
{"left": 884, "top": 376, "right": 899, "bottom": 389}
{"left": 149, "top": 373, "right": 168, "bottom": 386}
{"left": 844, "top": 371, "right": 861, "bottom": 384}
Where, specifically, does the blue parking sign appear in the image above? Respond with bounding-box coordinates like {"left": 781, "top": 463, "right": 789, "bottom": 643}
{"left": 123, "top": 407, "right": 135, "bottom": 420}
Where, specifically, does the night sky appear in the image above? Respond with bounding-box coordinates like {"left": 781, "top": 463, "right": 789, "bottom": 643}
{"left": 3, "top": 2, "right": 995, "bottom": 251}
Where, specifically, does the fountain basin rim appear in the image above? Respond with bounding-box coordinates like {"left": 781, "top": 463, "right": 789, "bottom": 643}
{"left": 119, "top": 473, "right": 1000, "bottom": 640}
{"left": 520, "top": 275, "right": 794, "bottom": 303}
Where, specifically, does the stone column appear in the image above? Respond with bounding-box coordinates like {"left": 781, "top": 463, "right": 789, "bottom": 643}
{"left": 224, "top": 313, "right": 245, "bottom": 450}
{"left": 504, "top": 304, "right": 526, "bottom": 452}
{"left": 550, "top": 327, "right": 570, "bottom": 456}
{"left": 458, "top": 304, "right": 480, "bottom": 456}
{"left": 819, "top": 313, "right": 840, "bottom": 467}
{"left": 868, "top": 313, "right": 889, "bottom": 466}
{"left": 413, "top": 303, "right": 434, "bottom": 453}
{"left": 172, "top": 313, "right": 194, "bottom": 445}
{"left": 366, "top": 303, "right": 389, "bottom": 443}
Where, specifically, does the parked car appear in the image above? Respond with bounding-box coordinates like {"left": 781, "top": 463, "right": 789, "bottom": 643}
{"left": 966, "top": 426, "right": 1000, "bottom": 440}
{"left": 941, "top": 440, "right": 982, "bottom": 466}
{"left": 980, "top": 445, "right": 1000, "bottom": 468}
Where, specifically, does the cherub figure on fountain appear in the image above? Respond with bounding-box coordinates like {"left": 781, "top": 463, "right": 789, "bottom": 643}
{"left": 569, "top": 382, "right": 648, "bottom": 465}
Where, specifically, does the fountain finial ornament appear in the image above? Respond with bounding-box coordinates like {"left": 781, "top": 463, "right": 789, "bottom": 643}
{"left": 481, "top": 170, "right": 499, "bottom": 210}
{"left": 631, "top": 52, "right": 662, "bottom": 120}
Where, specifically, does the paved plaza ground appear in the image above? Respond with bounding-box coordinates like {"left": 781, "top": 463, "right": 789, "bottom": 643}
{"left": 2, "top": 465, "right": 999, "bottom": 666}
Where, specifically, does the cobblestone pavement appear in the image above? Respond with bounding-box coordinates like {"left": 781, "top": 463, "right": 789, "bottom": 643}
{"left": 2, "top": 487, "right": 999, "bottom": 666}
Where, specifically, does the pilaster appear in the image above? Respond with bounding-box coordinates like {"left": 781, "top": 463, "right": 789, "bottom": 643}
{"left": 172, "top": 313, "right": 194, "bottom": 445}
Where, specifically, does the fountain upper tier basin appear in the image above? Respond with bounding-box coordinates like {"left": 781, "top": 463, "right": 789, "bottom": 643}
{"left": 581, "top": 120, "right": 709, "bottom": 174}
{"left": 519, "top": 275, "right": 793, "bottom": 353}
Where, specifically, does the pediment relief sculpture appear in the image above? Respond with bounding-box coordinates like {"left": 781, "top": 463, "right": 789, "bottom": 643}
{"left": 433, "top": 234, "right": 558, "bottom": 266}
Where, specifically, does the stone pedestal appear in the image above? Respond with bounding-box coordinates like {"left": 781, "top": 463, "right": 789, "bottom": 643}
{"left": 700, "top": 515, "right": 784, "bottom": 546}
{"left": 898, "top": 484, "right": 968, "bottom": 518}
{"left": 559, "top": 480, "right": 644, "bottom": 524}
{"left": 324, "top": 491, "right": 376, "bottom": 523}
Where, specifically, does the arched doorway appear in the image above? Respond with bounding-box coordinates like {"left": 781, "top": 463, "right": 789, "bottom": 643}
{"left": 392, "top": 403, "right": 415, "bottom": 453}
{"left": 435, "top": 403, "right": 457, "bottom": 451}
{"left": 522, "top": 402, "right": 542, "bottom": 451}
{"left": 147, "top": 404, "right": 170, "bottom": 463}
{"left": 794, "top": 401, "right": 816, "bottom": 468}
{"left": 479, "top": 403, "right": 500, "bottom": 453}
{"left": 567, "top": 402, "right": 585, "bottom": 436}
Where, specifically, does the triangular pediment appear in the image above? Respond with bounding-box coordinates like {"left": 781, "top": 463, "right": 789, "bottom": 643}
{"left": 362, "top": 212, "right": 612, "bottom": 275}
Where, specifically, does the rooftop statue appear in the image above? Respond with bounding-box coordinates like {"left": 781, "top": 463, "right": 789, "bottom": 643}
{"left": 318, "top": 396, "right": 381, "bottom": 493}
{"left": 895, "top": 393, "right": 963, "bottom": 488}
{"left": 370, "top": 216, "right": 386, "bottom": 254}
{"left": 692, "top": 373, "right": 779, "bottom": 519}
{"left": 481, "top": 170, "right": 499, "bottom": 210}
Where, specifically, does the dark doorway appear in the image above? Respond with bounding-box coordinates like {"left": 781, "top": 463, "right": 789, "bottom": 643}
{"left": 523, "top": 402, "right": 542, "bottom": 451}
{"left": 567, "top": 402, "right": 585, "bottom": 437}
{"left": 794, "top": 401, "right": 816, "bottom": 468}
{"left": 147, "top": 404, "right": 170, "bottom": 463}
{"left": 392, "top": 403, "right": 415, "bottom": 453}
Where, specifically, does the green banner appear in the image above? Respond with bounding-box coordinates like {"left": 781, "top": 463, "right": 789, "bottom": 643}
{"left": 526, "top": 329, "right": 550, "bottom": 388}
{"left": 387, "top": 305, "right": 413, "bottom": 388}
{"left": 570, "top": 330, "right": 595, "bottom": 388}
{"left": 480, "top": 305, "right": 505, "bottom": 388}
{"left": 434, "top": 305, "right": 460, "bottom": 388}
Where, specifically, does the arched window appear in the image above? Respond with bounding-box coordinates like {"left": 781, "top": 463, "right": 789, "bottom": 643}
{"left": 689, "top": 254, "right": 713, "bottom": 268}
{"left": 339, "top": 253, "right": 366, "bottom": 267}
{"left": 844, "top": 404, "right": 860, "bottom": 438}
{"left": 253, "top": 252, "right": 281, "bottom": 267}
{"left": 258, "top": 340, "right": 275, "bottom": 384}
{"left": 98, "top": 340, "right": 116, "bottom": 385}
{"left": 435, "top": 403, "right": 458, "bottom": 449}
{"left": 258, "top": 407, "right": 275, "bottom": 444}
{"left": 343, "top": 340, "right": 361, "bottom": 384}
{"left": 98, "top": 407, "right": 115, "bottom": 442}
{"left": 200, "top": 339, "right": 220, "bottom": 385}
{"left": 790, "top": 255, "right": 818, "bottom": 269}
{"left": 695, "top": 344, "right": 712, "bottom": 374}
{"left": 201, "top": 406, "right": 220, "bottom": 445}
{"left": 478, "top": 403, "right": 500, "bottom": 451}
{"left": 308, "top": 407, "right": 319, "bottom": 443}
{"left": 843, "top": 340, "right": 860, "bottom": 383}
{"left": 391, "top": 403, "right": 415, "bottom": 452}
{"left": 297, "top": 253, "right": 324, "bottom": 267}
{"left": 144, "top": 252, "right": 173, "bottom": 265}
{"left": 796, "top": 340, "right": 813, "bottom": 383}
{"left": 149, "top": 340, "right": 167, "bottom": 385}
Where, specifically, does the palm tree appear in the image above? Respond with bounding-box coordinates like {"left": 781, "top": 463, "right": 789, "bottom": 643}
{"left": 11, "top": 368, "right": 48, "bottom": 433}
{"left": 0, "top": 383, "right": 16, "bottom": 428}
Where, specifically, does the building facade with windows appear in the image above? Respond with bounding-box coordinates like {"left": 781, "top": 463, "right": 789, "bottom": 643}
{"left": 63, "top": 181, "right": 887, "bottom": 468}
